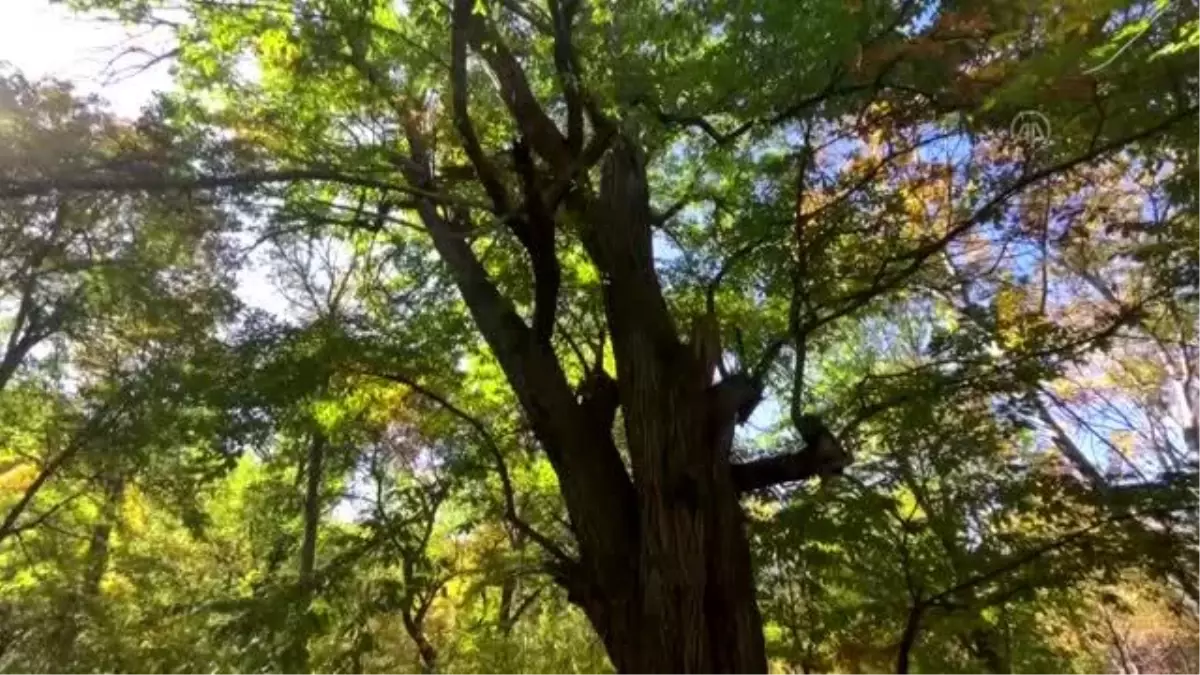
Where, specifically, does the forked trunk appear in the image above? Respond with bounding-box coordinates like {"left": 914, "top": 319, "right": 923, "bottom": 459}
{"left": 411, "top": 101, "right": 784, "bottom": 669}
{"left": 574, "top": 390, "right": 768, "bottom": 673}
{"left": 574, "top": 141, "right": 769, "bottom": 673}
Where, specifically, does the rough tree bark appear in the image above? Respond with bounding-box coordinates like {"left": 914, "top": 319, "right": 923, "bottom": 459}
{"left": 360, "top": 3, "right": 853, "bottom": 670}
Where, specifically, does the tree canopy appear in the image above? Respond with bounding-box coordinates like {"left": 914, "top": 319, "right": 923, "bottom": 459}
{"left": 0, "top": 0, "right": 1196, "bottom": 671}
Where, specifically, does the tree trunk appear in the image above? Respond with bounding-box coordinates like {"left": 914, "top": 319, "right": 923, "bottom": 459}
{"left": 401, "top": 608, "right": 439, "bottom": 674}
{"left": 298, "top": 431, "right": 325, "bottom": 586}
{"left": 81, "top": 474, "right": 125, "bottom": 597}
{"left": 573, "top": 389, "right": 768, "bottom": 672}
{"left": 54, "top": 472, "right": 124, "bottom": 670}
{"left": 407, "top": 91, "right": 830, "bottom": 669}
{"left": 565, "top": 140, "right": 768, "bottom": 673}
{"left": 283, "top": 431, "right": 325, "bottom": 673}
{"left": 896, "top": 601, "right": 925, "bottom": 674}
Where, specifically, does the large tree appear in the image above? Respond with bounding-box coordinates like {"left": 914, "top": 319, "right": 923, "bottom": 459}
{"left": 3, "top": 0, "right": 1197, "bottom": 670}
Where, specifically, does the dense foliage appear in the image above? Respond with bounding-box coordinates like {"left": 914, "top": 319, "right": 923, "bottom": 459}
{"left": 0, "top": 0, "right": 1197, "bottom": 671}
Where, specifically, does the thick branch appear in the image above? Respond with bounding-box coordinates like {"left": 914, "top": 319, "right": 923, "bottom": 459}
{"left": 577, "top": 368, "right": 619, "bottom": 434}
{"left": 580, "top": 138, "right": 678, "bottom": 359}
{"left": 399, "top": 114, "right": 637, "bottom": 590}
{"left": 511, "top": 139, "right": 561, "bottom": 346}
{"left": 0, "top": 310, "right": 47, "bottom": 393}
{"left": 724, "top": 422, "right": 849, "bottom": 492}
{"left": 0, "top": 446, "right": 76, "bottom": 546}
{"left": 0, "top": 168, "right": 440, "bottom": 202}
{"left": 451, "top": 0, "right": 512, "bottom": 214}
{"left": 548, "top": 0, "right": 583, "bottom": 154}
{"left": 730, "top": 451, "right": 823, "bottom": 492}
{"left": 465, "top": 12, "right": 571, "bottom": 170}
{"left": 0, "top": 401, "right": 114, "bottom": 545}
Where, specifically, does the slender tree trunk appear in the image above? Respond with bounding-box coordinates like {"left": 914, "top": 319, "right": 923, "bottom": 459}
{"left": 1103, "top": 607, "right": 1139, "bottom": 674}
{"left": 497, "top": 529, "right": 523, "bottom": 634}
{"left": 497, "top": 577, "right": 515, "bottom": 632}
{"left": 81, "top": 475, "right": 125, "bottom": 596}
{"left": 54, "top": 472, "right": 124, "bottom": 670}
{"left": 896, "top": 601, "right": 925, "bottom": 674}
{"left": 401, "top": 608, "right": 438, "bottom": 674}
{"left": 398, "top": 547, "right": 439, "bottom": 674}
{"left": 284, "top": 431, "right": 325, "bottom": 673}
{"left": 298, "top": 432, "right": 324, "bottom": 586}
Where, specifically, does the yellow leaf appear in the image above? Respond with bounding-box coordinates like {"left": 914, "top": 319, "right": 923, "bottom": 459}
{"left": 0, "top": 463, "right": 37, "bottom": 494}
